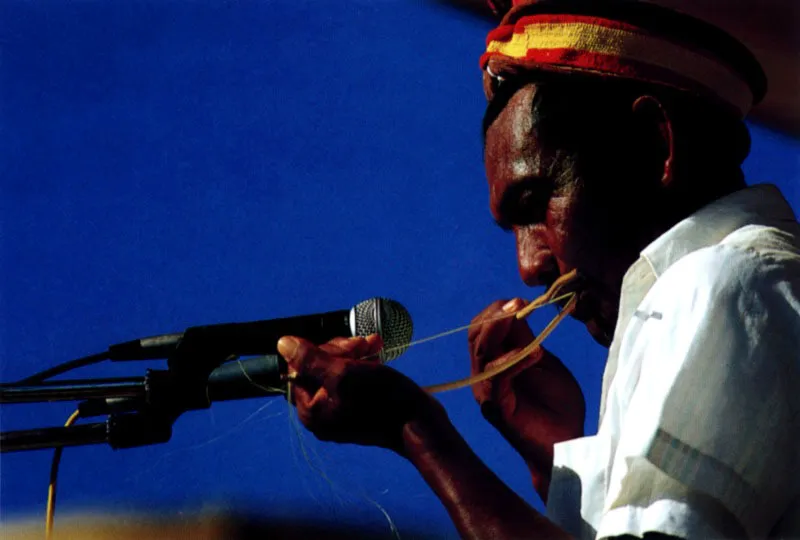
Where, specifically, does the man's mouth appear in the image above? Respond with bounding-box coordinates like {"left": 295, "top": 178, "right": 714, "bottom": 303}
{"left": 544, "top": 271, "right": 584, "bottom": 304}
{"left": 542, "top": 272, "right": 616, "bottom": 347}
{"left": 548, "top": 279, "right": 592, "bottom": 322}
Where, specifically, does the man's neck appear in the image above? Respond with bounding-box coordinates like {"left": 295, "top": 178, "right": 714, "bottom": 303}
{"left": 601, "top": 179, "right": 747, "bottom": 319}
{"left": 644, "top": 176, "right": 747, "bottom": 253}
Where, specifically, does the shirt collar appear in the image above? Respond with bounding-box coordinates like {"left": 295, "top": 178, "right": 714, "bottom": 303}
{"left": 600, "top": 183, "right": 797, "bottom": 423}
{"left": 641, "top": 183, "right": 798, "bottom": 277}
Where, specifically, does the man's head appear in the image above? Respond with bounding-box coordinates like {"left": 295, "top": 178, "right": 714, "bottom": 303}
{"left": 479, "top": 1, "right": 766, "bottom": 346}
{"left": 483, "top": 73, "right": 750, "bottom": 345}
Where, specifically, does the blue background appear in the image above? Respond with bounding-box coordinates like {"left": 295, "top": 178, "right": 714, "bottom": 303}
{"left": 1, "top": 1, "right": 798, "bottom": 537}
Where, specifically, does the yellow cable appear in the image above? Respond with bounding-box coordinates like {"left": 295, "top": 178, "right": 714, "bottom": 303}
{"left": 416, "top": 269, "right": 581, "bottom": 393}
{"left": 367, "top": 290, "right": 576, "bottom": 364}
{"left": 46, "top": 409, "right": 80, "bottom": 540}
{"left": 514, "top": 268, "right": 579, "bottom": 319}
{"left": 423, "top": 293, "right": 577, "bottom": 394}
{"left": 284, "top": 270, "right": 582, "bottom": 394}
{"left": 40, "top": 274, "right": 580, "bottom": 537}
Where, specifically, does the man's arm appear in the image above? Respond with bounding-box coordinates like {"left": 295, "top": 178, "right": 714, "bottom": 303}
{"left": 279, "top": 335, "right": 573, "bottom": 540}
{"left": 402, "top": 404, "right": 571, "bottom": 540}
{"left": 468, "top": 298, "right": 587, "bottom": 505}
{"left": 403, "top": 409, "right": 681, "bottom": 540}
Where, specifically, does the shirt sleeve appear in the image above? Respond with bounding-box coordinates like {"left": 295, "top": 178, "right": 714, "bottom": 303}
{"left": 595, "top": 245, "right": 800, "bottom": 539}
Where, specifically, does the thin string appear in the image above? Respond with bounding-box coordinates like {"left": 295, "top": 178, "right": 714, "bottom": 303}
{"left": 423, "top": 293, "right": 577, "bottom": 394}
{"left": 235, "top": 357, "right": 287, "bottom": 395}
{"left": 232, "top": 271, "right": 580, "bottom": 539}
{"left": 371, "top": 291, "right": 576, "bottom": 363}
{"left": 513, "top": 269, "right": 579, "bottom": 319}
{"left": 282, "top": 270, "right": 582, "bottom": 388}
{"left": 44, "top": 275, "right": 581, "bottom": 540}
{"left": 285, "top": 383, "right": 401, "bottom": 539}
{"left": 371, "top": 269, "right": 581, "bottom": 393}
{"left": 373, "top": 269, "right": 580, "bottom": 363}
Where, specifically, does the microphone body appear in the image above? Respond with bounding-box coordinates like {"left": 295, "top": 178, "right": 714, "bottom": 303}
{"left": 107, "top": 297, "right": 412, "bottom": 363}
{"left": 206, "top": 355, "right": 285, "bottom": 401}
{"left": 182, "top": 309, "right": 353, "bottom": 357}
{"left": 108, "top": 310, "right": 354, "bottom": 361}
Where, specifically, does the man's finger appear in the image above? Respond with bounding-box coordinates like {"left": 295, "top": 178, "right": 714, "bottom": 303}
{"left": 320, "top": 336, "right": 367, "bottom": 356}
{"left": 319, "top": 334, "right": 385, "bottom": 361}
{"left": 358, "top": 334, "right": 385, "bottom": 362}
{"left": 484, "top": 347, "right": 542, "bottom": 380}
{"left": 469, "top": 298, "right": 528, "bottom": 342}
{"left": 469, "top": 299, "right": 528, "bottom": 369}
{"left": 469, "top": 299, "right": 512, "bottom": 328}
{"left": 502, "top": 312, "right": 537, "bottom": 351}
{"left": 289, "top": 381, "right": 314, "bottom": 410}
{"left": 468, "top": 300, "right": 512, "bottom": 352}
{"left": 500, "top": 297, "right": 528, "bottom": 316}
{"left": 278, "top": 336, "right": 327, "bottom": 379}
{"left": 294, "top": 385, "right": 327, "bottom": 429}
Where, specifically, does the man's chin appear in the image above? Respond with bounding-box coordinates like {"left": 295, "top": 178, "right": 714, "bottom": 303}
{"left": 567, "top": 288, "right": 615, "bottom": 348}
{"left": 563, "top": 304, "right": 612, "bottom": 347}
{"left": 585, "top": 319, "right": 613, "bottom": 348}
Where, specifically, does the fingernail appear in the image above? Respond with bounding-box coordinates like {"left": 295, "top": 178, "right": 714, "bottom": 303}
{"left": 277, "top": 337, "right": 299, "bottom": 358}
{"left": 502, "top": 300, "right": 518, "bottom": 313}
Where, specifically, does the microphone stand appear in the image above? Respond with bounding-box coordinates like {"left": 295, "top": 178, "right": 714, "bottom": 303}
{"left": 0, "top": 328, "right": 277, "bottom": 453}
{"left": 1, "top": 372, "right": 179, "bottom": 452}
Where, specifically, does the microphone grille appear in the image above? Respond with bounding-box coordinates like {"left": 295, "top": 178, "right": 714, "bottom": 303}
{"left": 352, "top": 298, "right": 413, "bottom": 362}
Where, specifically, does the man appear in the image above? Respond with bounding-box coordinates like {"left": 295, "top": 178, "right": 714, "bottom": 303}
{"left": 277, "top": 0, "right": 800, "bottom": 537}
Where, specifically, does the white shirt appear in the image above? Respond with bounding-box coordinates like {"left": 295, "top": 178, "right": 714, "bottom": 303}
{"left": 546, "top": 184, "right": 800, "bottom": 539}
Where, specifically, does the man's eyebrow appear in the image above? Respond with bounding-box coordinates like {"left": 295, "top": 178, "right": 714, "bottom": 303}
{"left": 482, "top": 101, "right": 500, "bottom": 140}
{"left": 492, "top": 181, "right": 524, "bottom": 233}
{"left": 493, "top": 176, "right": 555, "bottom": 232}
{"left": 482, "top": 76, "right": 526, "bottom": 141}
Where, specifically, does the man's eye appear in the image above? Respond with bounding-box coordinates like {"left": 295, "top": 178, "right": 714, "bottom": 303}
{"left": 509, "top": 185, "right": 551, "bottom": 226}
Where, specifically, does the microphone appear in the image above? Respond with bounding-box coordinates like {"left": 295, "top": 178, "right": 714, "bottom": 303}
{"left": 69, "top": 299, "right": 413, "bottom": 418}
{"left": 64, "top": 298, "right": 413, "bottom": 416}
{"left": 0, "top": 299, "right": 415, "bottom": 452}
{"left": 107, "top": 297, "right": 414, "bottom": 363}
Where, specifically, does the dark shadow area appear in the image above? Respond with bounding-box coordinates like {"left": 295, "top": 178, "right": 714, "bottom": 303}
{"left": 547, "top": 465, "right": 596, "bottom": 540}
{"left": 2, "top": 510, "right": 440, "bottom": 540}
{"left": 222, "top": 511, "right": 440, "bottom": 539}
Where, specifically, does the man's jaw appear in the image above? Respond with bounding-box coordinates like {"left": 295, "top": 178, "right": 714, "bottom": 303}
{"left": 585, "top": 318, "right": 614, "bottom": 348}
{"left": 549, "top": 278, "right": 616, "bottom": 348}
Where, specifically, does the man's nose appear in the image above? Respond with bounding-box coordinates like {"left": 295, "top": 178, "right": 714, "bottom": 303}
{"left": 515, "top": 226, "right": 559, "bottom": 287}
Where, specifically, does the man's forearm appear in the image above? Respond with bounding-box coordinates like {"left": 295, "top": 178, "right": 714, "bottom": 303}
{"left": 490, "top": 422, "right": 554, "bottom": 504}
{"left": 401, "top": 408, "right": 571, "bottom": 540}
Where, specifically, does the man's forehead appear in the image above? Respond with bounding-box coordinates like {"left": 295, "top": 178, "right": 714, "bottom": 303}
{"left": 485, "top": 83, "right": 540, "bottom": 157}
{"left": 482, "top": 75, "right": 546, "bottom": 139}
{"left": 485, "top": 83, "right": 549, "bottom": 221}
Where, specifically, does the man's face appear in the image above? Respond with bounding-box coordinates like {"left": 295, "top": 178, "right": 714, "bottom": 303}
{"left": 484, "top": 82, "right": 645, "bottom": 346}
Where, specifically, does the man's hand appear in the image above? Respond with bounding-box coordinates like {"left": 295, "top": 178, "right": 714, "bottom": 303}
{"left": 468, "top": 298, "right": 586, "bottom": 501}
{"left": 277, "top": 334, "right": 443, "bottom": 456}
{"left": 278, "top": 331, "right": 574, "bottom": 540}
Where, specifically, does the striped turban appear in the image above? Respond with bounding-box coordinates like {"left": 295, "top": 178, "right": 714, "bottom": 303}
{"left": 480, "top": 0, "right": 767, "bottom": 119}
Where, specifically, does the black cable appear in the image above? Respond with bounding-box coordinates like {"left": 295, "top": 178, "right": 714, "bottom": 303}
{"left": 13, "top": 352, "right": 109, "bottom": 385}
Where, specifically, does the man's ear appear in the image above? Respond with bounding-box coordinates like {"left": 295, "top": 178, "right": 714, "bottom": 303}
{"left": 631, "top": 95, "right": 675, "bottom": 188}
